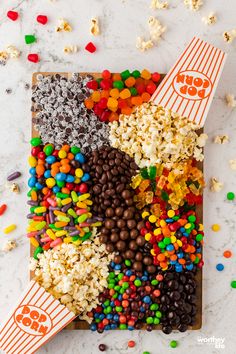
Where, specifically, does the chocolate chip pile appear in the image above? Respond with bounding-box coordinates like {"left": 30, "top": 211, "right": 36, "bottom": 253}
{"left": 32, "top": 73, "right": 109, "bottom": 153}
{"left": 159, "top": 270, "right": 197, "bottom": 334}
{"left": 87, "top": 147, "right": 156, "bottom": 273}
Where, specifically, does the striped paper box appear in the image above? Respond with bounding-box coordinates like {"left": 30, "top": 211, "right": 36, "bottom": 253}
{"left": 151, "top": 37, "right": 227, "bottom": 126}
{"left": 0, "top": 281, "right": 76, "bottom": 354}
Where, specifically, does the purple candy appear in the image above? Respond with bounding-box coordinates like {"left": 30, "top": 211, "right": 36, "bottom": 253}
{"left": 69, "top": 230, "right": 80, "bottom": 236}
{"left": 49, "top": 210, "right": 55, "bottom": 224}
{"left": 27, "top": 213, "right": 35, "bottom": 219}
{"left": 27, "top": 200, "right": 39, "bottom": 206}
{"left": 61, "top": 203, "right": 72, "bottom": 213}
{"left": 7, "top": 171, "right": 21, "bottom": 181}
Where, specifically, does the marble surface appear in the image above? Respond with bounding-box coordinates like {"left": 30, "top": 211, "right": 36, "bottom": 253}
{"left": 0, "top": 0, "right": 236, "bottom": 353}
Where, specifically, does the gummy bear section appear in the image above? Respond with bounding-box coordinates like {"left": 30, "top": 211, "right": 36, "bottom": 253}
{"left": 30, "top": 72, "right": 202, "bottom": 331}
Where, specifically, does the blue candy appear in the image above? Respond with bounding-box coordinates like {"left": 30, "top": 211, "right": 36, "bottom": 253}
{"left": 125, "top": 270, "right": 133, "bottom": 277}
{"left": 28, "top": 176, "right": 36, "bottom": 188}
{"left": 90, "top": 323, "right": 97, "bottom": 331}
{"left": 75, "top": 153, "right": 85, "bottom": 164}
{"left": 35, "top": 182, "right": 43, "bottom": 190}
{"left": 114, "top": 264, "right": 121, "bottom": 270}
{"left": 166, "top": 218, "right": 173, "bottom": 223}
{"left": 81, "top": 173, "right": 90, "bottom": 182}
{"left": 128, "top": 326, "right": 134, "bottom": 331}
{"left": 44, "top": 170, "right": 51, "bottom": 178}
{"left": 52, "top": 185, "right": 60, "bottom": 193}
{"left": 175, "top": 264, "right": 183, "bottom": 272}
{"left": 113, "top": 314, "right": 119, "bottom": 322}
{"left": 177, "top": 252, "right": 184, "bottom": 258}
{"left": 143, "top": 295, "right": 151, "bottom": 304}
{"left": 141, "top": 276, "right": 148, "bottom": 281}
{"left": 66, "top": 174, "right": 75, "bottom": 183}
{"left": 111, "top": 324, "right": 117, "bottom": 329}
{"left": 29, "top": 167, "right": 36, "bottom": 175}
{"left": 45, "top": 155, "right": 56, "bottom": 164}
{"left": 55, "top": 172, "right": 67, "bottom": 181}
{"left": 216, "top": 263, "right": 224, "bottom": 271}
{"left": 186, "top": 263, "right": 194, "bottom": 270}
{"left": 166, "top": 244, "right": 174, "bottom": 251}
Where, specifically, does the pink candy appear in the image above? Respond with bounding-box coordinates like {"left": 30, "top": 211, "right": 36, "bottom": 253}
{"left": 50, "top": 239, "right": 62, "bottom": 248}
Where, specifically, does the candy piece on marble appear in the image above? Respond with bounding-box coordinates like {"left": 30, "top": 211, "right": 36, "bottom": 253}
{"left": 28, "top": 53, "right": 39, "bottom": 63}
{"left": 25, "top": 34, "right": 37, "bottom": 44}
{"left": 7, "top": 11, "right": 19, "bottom": 21}
{"left": 37, "top": 15, "right": 48, "bottom": 25}
{"left": 85, "top": 42, "right": 96, "bottom": 53}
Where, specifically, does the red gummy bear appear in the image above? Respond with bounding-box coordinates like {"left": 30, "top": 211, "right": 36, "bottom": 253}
{"left": 85, "top": 42, "right": 96, "bottom": 53}
{"left": 7, "top": 10, "right": 19, "bottom": 21}
{"left": 28, "top": 54, "right": 39, "bottom": 63}
{"left": 37, "top": 15, "right": 48, "bottom": 25}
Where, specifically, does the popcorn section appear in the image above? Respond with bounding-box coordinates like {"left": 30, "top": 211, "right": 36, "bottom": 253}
{"left": 0, "top": 38, "right": 226, "bottom": 353}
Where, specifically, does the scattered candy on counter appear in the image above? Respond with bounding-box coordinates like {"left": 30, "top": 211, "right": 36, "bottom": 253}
{"left": 85, "top": 42, "right": 97, "bottom": 53}
{"left": 84, "top": 69, "right": 161, "bottom": 122}
{"left": 223, "top": 250, "right": 232, "bottom": 258}
{"left": 10, "top": 182, "right": 20, "bottom": 194}
{"left": 7, "top": 171, "right": 21, "bottom": 181}
{"left": 37, "top": 15, "right": 48, "bottom": 25}
{"left": 7, "top": 10, "right": 19, "bottom": 21}
{"left": 0, "top": 204, "right": 7, "bottom": 216}
{"left": 211, "top": 224, "right": 220, "bottom": 232}
{"left": 28, "top": 53, "right": 39, "bottom": 63}
{"left": 98, "top": 344, "right": 107, "bottom": 352}
{"left": 25, "top": 35, "right": 37, "bottom": 45}
{"left": 216, "top": 263, "right": 224, "bottom": 271}
{"left": 227, "top": 191, "right": 235, "bottom": 200}
{"left": 3, "top": 224, "right": 16, "bottom": 234}
{"left": 170, "top": 340, "right": 178, "bottom": 348}
{"left": 128, "top": 340, "right": 136, "bottom": 348}
{"left": 231, "top": 280, "right": 236, "bottom": 289}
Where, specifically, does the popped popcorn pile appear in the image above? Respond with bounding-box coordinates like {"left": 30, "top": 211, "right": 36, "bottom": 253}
{"left": 150, "top": 0, "right": 168, "bottom": 10}
{"left": 184, "top": 0, "right": 203, "bottom": 11}
{"left": 136, "top": 16, "right": 166, "bottom": 52}
{"left": 109, "top": 102, "right": 207, "bottom": 168}
{"left": 30, "top": 240, "right": 113, "bottom": 317}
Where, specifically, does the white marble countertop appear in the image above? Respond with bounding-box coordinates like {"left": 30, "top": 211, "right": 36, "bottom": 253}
{"left": 0, "top": 0, "right": 236, "bottom": 353}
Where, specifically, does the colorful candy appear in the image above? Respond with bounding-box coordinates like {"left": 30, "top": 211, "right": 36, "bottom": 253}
{"left": 37, "top": 15, "right": 48, "bottom": 25}
{"left": 216, "top": 263, "right": 224, "bottom": 271}
{"left": 28, "top": 54, "right": 39, "bottom": 63}
{"left": 211, "top": 224, "right": 220, "bottom": 232}
{"left": 4, "top": 224, "right": 16, "bottom": 234}
{"left": 25, "top": 35, "right": 37, "bottom": 44}
{"left": 85, "top": 42, "right": 97, "bottom": 53}
{"left": 7, "top": 10, "right": 19, "bottom": 21}
{"left": 7, "top": 171, "right": 21, "bottom": 181}
{"left": 0, "top": 204, "right": 7, "bottom": 216}
{"left": 84, "top": 69, "right": 161, "bottom": 122}
{"left": 170, "top": 340, "right": 178, "bottom": 348}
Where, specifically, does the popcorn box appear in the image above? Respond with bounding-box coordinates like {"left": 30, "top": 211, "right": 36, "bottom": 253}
{"left": 0, "top": 281, "right": 76, "bottom": 354}
{"left": 151, "top": 36, "right": 227, "bottom": 126}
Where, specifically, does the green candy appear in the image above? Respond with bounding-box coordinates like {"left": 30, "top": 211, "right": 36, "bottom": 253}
{"left": 231, "top": 280, "right": 236, "bottom": 288}
{"left": 104, "top": 300, "right": 110, "bottom": 307}
{"left": 113, "top": 292, "right": 118, "bottom": 299}
{"left": 44, "top": 144, "right": 54, "bottom": 156}
{"left": 122, "top": 282, "right": 129, "bottom": 289}
{"left": 158, "top": 241, "right": 166, "bottom": 249}
{"left": 113, "top": 80, "right": 124, "bottom": 90}
{"left": 150, "top": 303, "right": 159, "bottom": 311}
{"left": 77, "top": 213, "right": 88, "bottom": 223}
{"left": 134, "top": 279, "right": 142, "bottom": 287}
{"left": 109, "top": 272, "right": 115, "bottom": 278}
{"left": 71, "top": 146, "right": 80, "bottom": 154}
{"left": 114, "top": 285, "right": 121, "bottom": 292}
{"left": 108, "top": 283, "right": 114, "bottom": 289}
{"left": 56, "top": 180, "right": 65, "bottom": 188}
{"left": 72, "top": 236, "right": 80, "bottom": 241}
{"left": 129, "top": 87, "right": 138, "bottom": 96}
{"left": 117, "top": 273, "right": 124, "bottom": 280}
{"left": 143, "top": 352, "right": 150, "bottom": 354}
{"left": 140, "top": 167, "right": 149, "bottom": 179}
{"left": 188, "top": 215, "right": 196, "bottom": 222}
{"left": 170, "top": 340, "right": 178, "bottom": 348}
{"left": 227, "top": 192, "right": 235, "bottom": 200}
{"left": 132, "top": 70, "right": 141, "bottom": 78}
{"left": 153, "top": 317, "right": 160, "bottom": 325}
{"left": 68, "top": 208, "right": 77, "bottom": 218}
{"left": 121, "top": 69, "right": 131, "bottom": 80}
{"left": 155, "top": 311, "right": 162, "bottom": 318}
{"left": 196, "top": 234, "right": 203, "bottom": 241}
{"left": 30, "top": 137, "right": 42, "bottom": 146}
{"left": 115, "top": 306, "right": 123, "bottom": 312}
{"left": 56, "top": 192, "right": 69, "bottom": 199}
{"left": 81, "top": 231, "right": 92, "bottom": 242}
{"left": 48, "top": 224, "right": 62, "bottom": 230}
{"left": 119, "top": 324, "right": 127, "bottom": 330}
{"left": 161, "top": 190, "right": 169, "bottom": 201}
{"left": 33, "top": 246, "right": 43, "bottom": 259}
{"left": 151, "top": 279, "right": 158, "bottom": 286}
{"left": 146, "top": 317, "right": 154, "bottom": 324}
{"left": 125, "top": 259, "right": 131, "bottom": 266}
{"left": 25, "top": 34, "right": 36, "bottom": 44}
{"left": 163, "top": 237, "right": 171, "bottom": 245}
{"left": 149, "top": 166, "right": 157, "bottom": 179}
{"left": 106, "top": 306, "right": 112, "bottom": 313}
{"left": 119, "top": 288, "right": 125, "bottom": 294}
{"left": 194, "top": 256, "right": 200, "bottom": 264}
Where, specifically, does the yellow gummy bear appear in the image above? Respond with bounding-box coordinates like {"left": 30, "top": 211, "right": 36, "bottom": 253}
{"left": 131, "top": 174, "right": 142, "bottom": 189}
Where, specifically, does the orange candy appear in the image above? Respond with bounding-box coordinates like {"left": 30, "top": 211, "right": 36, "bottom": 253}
{"left": 110, "top": 88, "right": 120, "bottom": 99}
{"left": 67, "top": 152, "right": 74, "bottom": 160}
{"left": 31, "top": 190, "right": 38, "bottom": 201}
{"left": 157, "top": 253, "right": 166, "bottom": 262}
{"left": 100, "top": 90, "right": 110, "bottom": 99}
{"left": 141, "top": 92, "right": 151, "bottom": 102}
{"left": 141, "top": 69, "right": 151, "bottom": 80}
{"left": 112, "top": 73, "right": 122, "bottom": 81}
{"left": 160, "top": 262, "right": 168, "bottom": 269}
{"left": 223, "top": 250, "right": 232, "bottom": 258}
{"left": 131, "top": 96, "right": 143, "bottom": 106}
{"left": 120, "top": 88, "right": 131, "bottom": 99}
{"left": 61, "top": 158, "right": 70, "bottom": 165}
{"left": 61, "top": 187, "right": 70, "bottom": 194}
{"left": 108, "top": 112, "right": 119, "bottom": 122}
{"left": 61, "top": 144, "right": 70, "bottom": 152}
{"left": 91, "top": 91, "right": 101, "bottom": 102}
{"left": 121, "top": 107, "right": 133, "bottom": 115}
{"left": 84, "top": 98, "right": 94, "bottom": 109}
{"left": 42, "top": 187, "right": 49, "bottom": 195}
{"left": 36, "top": 164, "right": 45, "bottom": 177}
{"left": 51, "top": 168, "right": 59, "bottom": 177}
{"left": 125, "top": 77, "right": 136, "bottom": 87}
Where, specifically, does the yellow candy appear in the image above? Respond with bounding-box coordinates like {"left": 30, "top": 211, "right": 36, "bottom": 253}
{"left": 30, "top": 237, "right": 39, "bottom": 248}
{"left": 63, "top": 237, "right": 72, "bottom": 243}
{"left": 75, "top": 168, "right": 84, "bottom": 178}
{"left": 176, "top": 240, "right": 182, "bottom": 247}
{"left": 28, "top": 156, "right": 37, "bottom": 167}
{"left": 185, "top": 223, "right": 192, "bottom": 229}
{"left": 131, "top": 174, "right": 142, "bottom": 189}
{"left": 76, "top": 201, "right": 88, "bottom": 208}
{"left": 46, "top": 229, "right": 56, "bottom": 240}
{"left": 55, "top": 230, "right": 67, "bottom": 237}
{"left": 170, "top": 235, "right": 177, "bottom": 243}
{"left": 54, "top": 210, "right": 66, "bottom": 216}
{"left": 139, "top": 179, "right": 150, "bottom": 193}
{"left": 142, "top": 211, "right": 150, "bottom": 219}
{"left": 83, "top": 199, "right": 93, "bottom": 206}
{"left": 199, "top": 223, "right": 204, "bottom": 231}
{"left": 61, "top": 198, "right": 72, "bottom": 205}
{"left": 3, "top": 224, "right": 16, "bottom": 234}
{"left": 55, "top": 221, "right": 67, "bottom": 228}
{"left": 58, "top": 150, "right": 67, "bottom": 159}
{"left": 78, "top": 193, "right": 90, "bottom": 202}
{"left": 119, "top": 88, "right": 131, "bottom": 99}
{"left": 167, "top": 210, "right": 175, "bottom": 218}
{"left": 107, "top": 97, "right": 118, "bottom": 108}
{"left": 73, "top": 239, "right": 82, "bottom": 246}
{"left": 153, "top": 228, "right": 161, "bottom": 236}
{"left": 149, "top": 215, "right": 157, "bottom": 223}
{"left": 160, "top": 220, "right": 166, "bottom": 227}
{"left": 145, "top": 233, "right": 152, "bottom": 241}
{"left": 74, "top": 177, "right": 81, "bottom": 184}
{"left": 71, "top": 191, "right": 78, "bottom": 202}
{"left": 212, "top": 224, "right": 220, "bottom": 232}
{"left": 150, "top": 249, "right": 156, "bottom": 256}
{"left": 46, "top": 178, "right": 56, "bottom": 188}
{"left": 35, "top": 206, "right": 47, "bottom": 214}
{"left": 141, "top": 69, "right": 151, "bottom": 80}
{"left": 91, "top": 91, "right": 101, "bottom": 102}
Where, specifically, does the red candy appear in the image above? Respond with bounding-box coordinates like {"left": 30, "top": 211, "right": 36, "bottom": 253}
{"left": 87, "top": 80, "right": 98, "bottom": 90}
{"left": 0, "top": 204, "right": 7, "bottom": 216}
{"left": 85, "top": 42, "right": 97, "bottom": 53}
{"left": 37, "top": 15, "right": 48, "bottom": 25}
{"left": 7, "top": 11, "right": 19, "bottom": 21}
{"left": 128, "top": 341, "right": 135, "bottom": 348}
{"left": 102, "top": 70, "right": 111, "bottom": 79}
{"left": 28, "top": 54, "right": 39, "bottom": 63}
{"left": 78, "top": 183, "right": 88, "bottom": 194}
{"left": 151, "top": 72, "right": 161, "bottom": 82}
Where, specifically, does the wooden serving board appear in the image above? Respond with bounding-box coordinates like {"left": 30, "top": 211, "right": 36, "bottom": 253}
{"left": 31, "top": 72, "right": 202, "bottom": 330}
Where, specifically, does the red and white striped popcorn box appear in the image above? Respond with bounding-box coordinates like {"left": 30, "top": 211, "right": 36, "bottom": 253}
{"left": 0, "top": 281, "right": 76, "bottom": 354}
{"left": 151, "top": 37, "right": 227, "bottom": 126}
